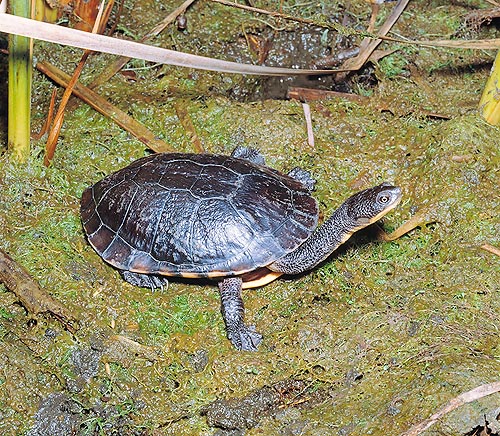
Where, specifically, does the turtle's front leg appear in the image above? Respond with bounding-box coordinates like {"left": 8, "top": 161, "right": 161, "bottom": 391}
{"left": 218, "top": 277, "right": 263, "bottom": 351}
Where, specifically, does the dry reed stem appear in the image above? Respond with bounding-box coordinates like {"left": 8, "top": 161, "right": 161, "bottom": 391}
{"left": 480, "top": 243, "right": 500, "bottom": 257}
{"left": 401, "top": 381, "right": 500, "bottom": 436}
{"left": 87, "top": 0, "right": 198, "bottom": 90}
{"left": 44, "top": 0, "right": 111, "bottom": 165}
{"left": 37, "top": 61, "right": 174, "bottom": 153}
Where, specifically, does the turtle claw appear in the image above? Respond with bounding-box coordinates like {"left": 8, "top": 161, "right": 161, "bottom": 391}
{"left": 229, "top": 324, "right": 263, "bottom": 351}
{"left": 150, "top": 275, "right": 169, "bottom": 292}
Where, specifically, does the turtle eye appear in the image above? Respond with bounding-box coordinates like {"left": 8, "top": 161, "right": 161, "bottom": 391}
{"left": 378, "top": 194, "right": 390, "bottom": 204}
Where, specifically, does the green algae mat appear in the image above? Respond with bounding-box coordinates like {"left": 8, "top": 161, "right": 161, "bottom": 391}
{"left": 0, "top": 0, "right": 499, "bottom": 434}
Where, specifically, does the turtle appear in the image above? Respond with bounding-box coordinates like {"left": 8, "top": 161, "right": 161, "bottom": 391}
{"left": 80, "top": 147, "right": 402, "bottom": 351}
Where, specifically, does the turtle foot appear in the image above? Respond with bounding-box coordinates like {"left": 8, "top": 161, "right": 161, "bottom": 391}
{"left": 218, "top": 277, "right": 262, "bottom": 351}
{"left": 231, "top": 146, "right": 265, "bottom": 165}
{"left": 121, "top": 271, "right": 169, "bottom": 291}
{"left": 228, "top": 324, "right": 263, "bottom": 351}
{"left": 288, "top": 167, "right": 316, "bottom": 191}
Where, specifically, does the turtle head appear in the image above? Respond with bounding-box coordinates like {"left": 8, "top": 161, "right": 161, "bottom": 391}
{"left": 344, "top": 182, "right": 402, "bottom": 227}
{"left": 269, "top": 182, "right": 402, "bottom": 276}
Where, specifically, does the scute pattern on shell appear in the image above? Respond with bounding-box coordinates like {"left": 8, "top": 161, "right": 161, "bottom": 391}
{"left": 80, "top": 153, "right": 319, "bottom": 277}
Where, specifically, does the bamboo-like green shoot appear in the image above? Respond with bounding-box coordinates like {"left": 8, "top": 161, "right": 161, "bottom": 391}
{"left": 8, "top": 0, "right": 32, "bottom": 162}
{"left": 479, "top": 50, "right": 500, "bottom": 125}
{"left": 34, "top": 0, "right": 57, "bottom": 23}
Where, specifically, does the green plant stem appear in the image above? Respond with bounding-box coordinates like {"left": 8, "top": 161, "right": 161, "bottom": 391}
{"left": 479, "top": 50, "right": 500, "bottom": 125}
{"left": 8, "top": 0, "right": 32, "bottom": 161}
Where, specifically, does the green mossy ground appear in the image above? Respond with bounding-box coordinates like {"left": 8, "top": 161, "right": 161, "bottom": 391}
{"left": 0, "top": 0, "right": 499, "bottom": 434}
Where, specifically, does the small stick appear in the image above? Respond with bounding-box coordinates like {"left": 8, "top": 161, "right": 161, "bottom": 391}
{"left": 145, "top": 0, "right": 197, "bottom": 40}
{"left": 104, "top": 334, "right": 163, "bottom": 362}
{"left": 0, "top": 248, "right": 78, "bottom": 333}
{"left": 44, "top": 50, "right": 92, "bottom": 165}
{"left": 87, "top": 0, "right": 198, "bottom": 89}
{"left": 174, "top": 100, "right": 205, "bottom": 153}
{"left": 377, "top": 205, "right": 438, "bottom": 242}
{"left": 209, "top": 0, "right": 333, "bottom": 29}
{"left": 302, "top": 103, "right": 314, "bottom": 147}
{"left": 337, "top": 0, "right": 410, "bottom": 79}
{"left": 379, "top": 34, "right": 500, "bottom": 50}
{"left": 480, "top": 243, "right": 500, "bottom": 257}
{"left": 400, "top": 381, "right": 500, "bottom": 436}
{"left": 36, "top": 61, "right": 174, "bottom": 153}
{"left": 44, "top": 0, "right": 110, "bottom": 166}
{"left": 288, "top": 86, "right": 369, "bottom": 103}
{"left": 367, "top": 3, "right": 381, "bottom": 33}
{"left": 31, "top": 87, "right": 57, "bottom": 140}
{"left": 482, "top": 0, "right": 500, "bottom": 7}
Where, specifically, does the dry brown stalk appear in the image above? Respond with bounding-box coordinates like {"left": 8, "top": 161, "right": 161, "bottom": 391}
{"left": 44, "top": 50, "right": 91, "bottom": 165}
{"left": 0, "top": 248, "right": 79, "bottom": 333}
{"left": 87, "top": 0, "right": 198, "bottom": 90}
{"left": 336, "top": 0, "right": 410, "bottom": 80}
{"left": 400, "top": 381, "right": 500, "bottom": 436}
{"left": 32, "top": 87, "right": 58, "bottom": 140}
{"left": 480, "top": 243, "right": 500, "bottom": 257}
{"left": 44, "top": 0, "right": 112, "bottom": 166}
{"left": 37, "top": 61, "right": 174, "bottom": 153}
{"left": 174, "top": 100, "right": 205, "bottom": 153}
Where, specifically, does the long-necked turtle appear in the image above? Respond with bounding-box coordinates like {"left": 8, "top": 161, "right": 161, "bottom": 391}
{"left": 81, "top": 147, "right": 401, "bottom": 351}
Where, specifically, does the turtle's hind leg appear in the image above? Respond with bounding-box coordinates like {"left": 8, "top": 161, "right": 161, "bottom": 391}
{"left": 218, "top": 277, "right": 263, "bottom": 351}
{"left": 121, "top": 271, "right": 169, "bottom": 292}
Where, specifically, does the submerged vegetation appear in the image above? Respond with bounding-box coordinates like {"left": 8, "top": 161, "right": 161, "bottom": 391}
{"left": 0, "top": 0, "right": 499, "bottom": 434}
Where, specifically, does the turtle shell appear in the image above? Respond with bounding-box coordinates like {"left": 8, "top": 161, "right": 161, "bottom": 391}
{"left": 80, "top": 153, "right": 319, "bottom": 278}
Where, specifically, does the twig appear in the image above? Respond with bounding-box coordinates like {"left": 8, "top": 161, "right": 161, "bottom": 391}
{"left": 88, "top": 0, "right": 198, "bottom": 89}
{"left": 209, "top": 0, "right": 336, "bottom": 29}
{"left": 103, "top": 334, "right": 164, "bottom": 363}
{"left": 302, "top": 103, "right": 314, "bottom": 147}
{"left": 288, "top": 86, "right": 369, "bottom": 103}
{"left": 480, "top": 243, "right": 500, "bottom": 257}
{"left": 0, "top": 14, "right": 347, "bottom": 75}
{"left": 44, "top": 50, "right": 92, "bottom": 165}
{"left": 380, "top": 34, "right": 500, "bottom": 50}
{"left": 482, "top": 0, "right": 500, "bottom": 8}
{"left": 44, "top": 0, "right": 111, "bottom": 166}
{"left": 400, "top": 381, "right": 500, "bottom": 436}
{"left": 337, "top": 0, "right": 410, "bottom": 78}
{"left": 31, "top": 87, "right": 57, "bottom": 140}
{"left": 0, "top": 248, "right": 79, "bottom": 333}
{"left": 174, "top": 100, "right": 205, "bottom": 153}
{"left": 376, "top": 205, "right": 437, "bottom": 241}
{"left": 145, "top": 0, "right": 196, "bottom": 39}
{"left": 36, "top": 61, "right": 174, "bottom": 153}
